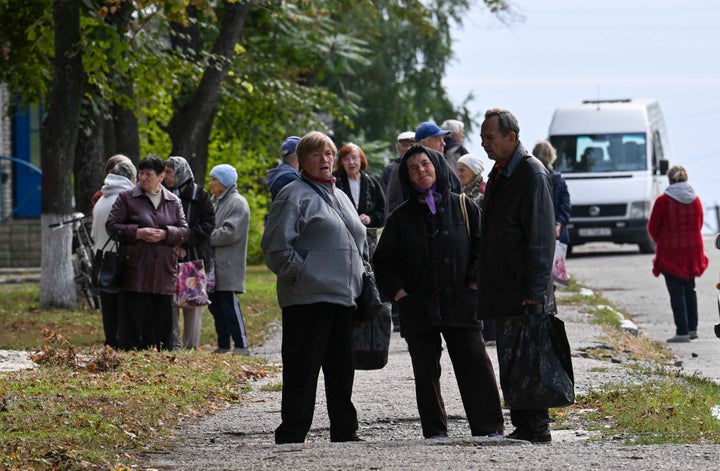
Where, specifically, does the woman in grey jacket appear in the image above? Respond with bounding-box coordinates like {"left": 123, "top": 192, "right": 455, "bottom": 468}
{"left": 262, "top": 131, "right": 366, "bottom": 444}
{"left": 207, "top": 164, "right": 250, "bottom": 355}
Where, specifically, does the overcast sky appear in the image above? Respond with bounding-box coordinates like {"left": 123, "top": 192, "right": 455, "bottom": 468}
{"left": 444, "top": 0, "right": 720, "bottom": 228}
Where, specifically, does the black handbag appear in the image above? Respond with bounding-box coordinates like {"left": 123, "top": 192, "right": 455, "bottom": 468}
{"left": 502, "top": 311, "right": 575, "bottom": 409}
{"left": 91, "top": 235, "right": 123, "bottom": 293}
{"left": 355, "top": 261, "right": 385, "bottom": 322}
{"left": 353, "top": 301, "right": 392, "bottom": 370}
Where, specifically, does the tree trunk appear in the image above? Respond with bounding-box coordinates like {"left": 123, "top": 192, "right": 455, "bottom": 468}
{"left": 106, "top": 0, "right": 140, "bottom": 163}
{"left": 167, "top": 2, "right": 250, "bottom": 182}
{"left": 74, "top": 99, "right": 105, "bottom": 216}
{"left": 113, "top": 91, "right": 140, "bottom": 161}
{"left": 40, "top": 0, "right": 84, "bottom": 308}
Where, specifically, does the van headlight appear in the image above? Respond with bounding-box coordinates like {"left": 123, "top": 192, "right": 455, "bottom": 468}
{"left": 629, "top": 201, "right": 651, "bottom": 219}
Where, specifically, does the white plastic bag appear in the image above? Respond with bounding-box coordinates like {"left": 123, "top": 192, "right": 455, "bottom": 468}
{"left": 552, "top": 240, "right": 569, "bottom": 287}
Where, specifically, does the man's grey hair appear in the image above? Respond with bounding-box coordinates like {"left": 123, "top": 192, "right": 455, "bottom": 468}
{"left": 110, "top": 159, "right": 137, "bottom": 182}
{"left": 484, "top": 108, "right": 520, "bottom": 138}
{"left": 282, "top": 151, "right": 297, "bottom": 165}
{"left": 441, "top": 119, "right": 464, "bottom": 134}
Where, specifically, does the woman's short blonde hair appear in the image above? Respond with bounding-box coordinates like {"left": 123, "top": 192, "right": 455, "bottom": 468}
{"left": 667, "top": 165, "right": 688, "bottom": 184}
{"left": 532, "top": 140, "right": 557, "bottom": 168}
{"left": 296, "top": 131, "right": 337, "bottom": 171}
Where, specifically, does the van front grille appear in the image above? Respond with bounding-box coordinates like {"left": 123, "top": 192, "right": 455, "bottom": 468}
{"left": 571, "top": 204, "right": 626, "bottom": 218}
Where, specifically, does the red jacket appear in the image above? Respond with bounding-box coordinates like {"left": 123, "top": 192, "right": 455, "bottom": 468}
{"left": 647, "top": 193, "right": 708, "bottom": 279}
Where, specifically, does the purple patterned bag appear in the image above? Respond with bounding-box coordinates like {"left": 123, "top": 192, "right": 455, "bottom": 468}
{"left": 175, "top": 260, "right": 211, "bottom": 307}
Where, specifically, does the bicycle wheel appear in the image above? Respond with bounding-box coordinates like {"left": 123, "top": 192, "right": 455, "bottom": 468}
{"left": 75, "top": 254, "right": 100, "bottom": 310}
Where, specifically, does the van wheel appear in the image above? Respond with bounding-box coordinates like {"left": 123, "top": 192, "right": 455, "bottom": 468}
{"left": 638, "top": 239, "right": 656, "bottom": 254}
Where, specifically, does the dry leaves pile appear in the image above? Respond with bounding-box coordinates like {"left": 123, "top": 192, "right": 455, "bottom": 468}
{"left": 1, "top": 328, "right": 277, "bottom": 469}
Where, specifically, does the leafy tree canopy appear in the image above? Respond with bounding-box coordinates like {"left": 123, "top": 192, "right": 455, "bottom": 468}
{"left": 0, "top": 0, "right": 514, "bottom": 267}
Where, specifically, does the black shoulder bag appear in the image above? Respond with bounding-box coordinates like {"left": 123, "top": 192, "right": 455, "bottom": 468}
{"left": 91, "top": 234, "right": 123, "bottom": 293}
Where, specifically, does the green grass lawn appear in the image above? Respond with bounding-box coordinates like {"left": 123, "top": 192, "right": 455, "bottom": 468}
{"left": 0, "top": 265, "right": 280, "bottom": 351}
{"left": 0, "top": 264, "right": 281, "bottom": 469}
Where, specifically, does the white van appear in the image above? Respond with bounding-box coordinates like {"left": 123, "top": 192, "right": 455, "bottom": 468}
{"left": 548, "top": 99, "right": 670, "bottom": 253}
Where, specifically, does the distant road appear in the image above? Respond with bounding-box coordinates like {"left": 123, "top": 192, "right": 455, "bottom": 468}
{"left": 567, "top": 237, "right": 720, "bottom": 384}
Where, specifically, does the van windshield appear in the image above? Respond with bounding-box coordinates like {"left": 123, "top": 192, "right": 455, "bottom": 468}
{"left": 549, "top": 133, "right": 647, "bottom": 174}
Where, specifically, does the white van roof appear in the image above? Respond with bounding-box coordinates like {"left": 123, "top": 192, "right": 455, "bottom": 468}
{"left": 549, "top": 98, "right": 660, "bottom": 135}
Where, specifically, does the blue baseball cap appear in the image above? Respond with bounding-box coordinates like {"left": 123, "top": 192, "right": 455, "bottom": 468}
{"left": 281, "top": 136, "right": 301, "bottom": 158}
{"left": 415, "top": 122, "right": 450, "bottom": 141}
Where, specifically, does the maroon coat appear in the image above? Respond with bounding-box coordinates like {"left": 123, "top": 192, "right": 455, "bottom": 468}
{"left": 106, "top": 184, "right": 189, "bottom": 295}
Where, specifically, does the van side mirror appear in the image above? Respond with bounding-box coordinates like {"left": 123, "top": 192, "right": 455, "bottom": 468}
{"left": 658, "top": 159, "right": 669, "bottom": 175}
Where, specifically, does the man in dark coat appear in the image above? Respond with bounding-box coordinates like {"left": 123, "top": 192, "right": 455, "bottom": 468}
{"left": 478, "top": 108, "right": 557, "bottom": 443}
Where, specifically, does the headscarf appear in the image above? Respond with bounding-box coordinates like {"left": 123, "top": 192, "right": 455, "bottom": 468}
{"left": 165, "top": 156, "right": 194, "bottom": 192}
{"left": 398, "top": 145, "right": 451, "bottom": 215}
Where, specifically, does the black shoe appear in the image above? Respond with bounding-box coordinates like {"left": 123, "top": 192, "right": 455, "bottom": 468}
{"left": 331, "top": 433, "right": 363, "bottom": 442}
{"left": 275, "top": 437, "right": 305, "bottom": 444}
{"left": 505, "top": 428, "right": 551, "bottom": 443}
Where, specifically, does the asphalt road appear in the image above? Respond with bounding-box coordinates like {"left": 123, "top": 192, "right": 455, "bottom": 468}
{"left": 568, "top": 236, "right": 720, "bottom": 383}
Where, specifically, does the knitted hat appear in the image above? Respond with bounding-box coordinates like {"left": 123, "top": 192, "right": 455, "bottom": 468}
{"left": 209, "top": 164, "right": 238, "bottom": 188}
{"left": 457, "top": 153, "right": 485, "bottom": 176}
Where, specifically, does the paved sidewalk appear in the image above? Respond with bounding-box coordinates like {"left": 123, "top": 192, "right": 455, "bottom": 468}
{"left": 140, "top": 297, "right": 720, "bottom": 470}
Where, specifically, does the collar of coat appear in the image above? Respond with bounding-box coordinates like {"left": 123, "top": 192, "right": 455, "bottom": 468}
{"left": 131, "top": 183, "right": 177, "bottom": 201}
{"left": 215, "top": 183, "right": 238, "bottom": 202}
{"left": 494, "top": 142, "right": 530, "bottom": 178}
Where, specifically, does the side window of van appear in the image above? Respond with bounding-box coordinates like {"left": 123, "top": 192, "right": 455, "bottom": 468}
{"left": 652, "top": 130, "right": 664, "bottom": 174}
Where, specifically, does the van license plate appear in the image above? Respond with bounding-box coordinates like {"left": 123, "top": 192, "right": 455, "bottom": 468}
{"left": 578, "top": 228, "right": 612, "bottom": 237}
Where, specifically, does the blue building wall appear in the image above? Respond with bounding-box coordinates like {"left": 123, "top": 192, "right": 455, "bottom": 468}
{"left": 13, "top": 105, "right": 42, "bottom": 217}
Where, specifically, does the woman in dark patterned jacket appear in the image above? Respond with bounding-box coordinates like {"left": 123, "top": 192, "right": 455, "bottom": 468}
{"left": 333, "top": 143, "right": 385, "bottom": 257}
{"left": 163, "top": 156, "right": 215, "bottom": 350}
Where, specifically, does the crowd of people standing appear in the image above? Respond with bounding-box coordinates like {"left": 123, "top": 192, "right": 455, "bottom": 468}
{"left": 88, "top": 108, "right": 578, "bottom": 445}
{"left": 92, "top": 154, "right": 251, "bottom": 355}
{"left": 258, "top": 110, "right": 574, "bottom": 444}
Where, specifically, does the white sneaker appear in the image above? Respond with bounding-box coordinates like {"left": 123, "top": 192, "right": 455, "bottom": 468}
{"left": 689, "top": 331, "right": 698, "bottom": 339}
{"left": 666, "top": 334, "right": 690, "bottom": 343}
